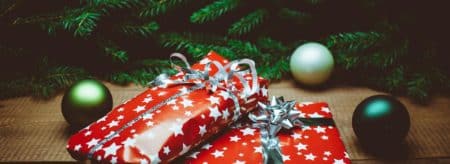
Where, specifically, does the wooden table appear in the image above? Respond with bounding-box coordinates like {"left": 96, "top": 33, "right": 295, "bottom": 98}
{"left": 0, "top": 80, "right": 449, "bottom": 163}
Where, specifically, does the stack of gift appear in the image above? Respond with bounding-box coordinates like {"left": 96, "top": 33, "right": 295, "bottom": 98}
{"left": 67, "top": 51, "right": 350, "bottom": 164}
{"left": 66, "top": 51, "right": 269, "bottom": 163}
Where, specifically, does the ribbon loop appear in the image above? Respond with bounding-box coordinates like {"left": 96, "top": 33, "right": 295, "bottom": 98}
{"left": 249, "top": 96, "right": 303, "bottom": 164}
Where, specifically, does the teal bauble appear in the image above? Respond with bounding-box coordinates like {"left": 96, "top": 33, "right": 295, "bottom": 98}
{"left": 352, "top": 95, "right": 410, "bottom": 145}
{"left": 62, "top": 79, "right": 113, "bottom": 128}
{"left": 289, "top": 42, "right": 334, "bottom": 86}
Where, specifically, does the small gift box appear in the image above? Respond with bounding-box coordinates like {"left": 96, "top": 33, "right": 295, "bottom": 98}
{"left": 66, "top": 51, "right": 269, "bottom": 163}
{"left": 182, "top": 97, "right": 351, "bottom": 164}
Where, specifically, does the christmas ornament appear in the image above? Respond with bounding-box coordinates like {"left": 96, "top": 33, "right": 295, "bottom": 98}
{"left": 352, "top": 95, "right": 410, "bottom": 145}
{"left": 61, "top": 79, "right": 113, "bottom": 128}
{"left": 289, "top": 42, "right": 334, "bottom": 85}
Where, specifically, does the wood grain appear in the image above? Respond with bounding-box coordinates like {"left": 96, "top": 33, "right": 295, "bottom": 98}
{"left": 0, "top": 81, "right": 448, "bottom": 162}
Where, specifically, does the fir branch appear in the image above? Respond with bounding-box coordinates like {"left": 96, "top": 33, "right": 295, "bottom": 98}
{"left": 190, "top": 0, "right": 240, "bottom": 23}
{"left": 407, "top": 74, "right": 430, "bottom": 102}
{"left": 227, "top": 40, "right": 260, "bottom": 56}
{"left": 228, "top": 9, "right": 267, "bottom": 35}
{"left": 159, "top": 32, "right": 227, "bottom": 50}
{"left": 83, "top": 0, "right": 143, "bottom": 9}
{"left": 120, "top": 21, "right": 159, "bottom": 37}
{"left": 256, "top": 37, "right": 289, "bottom": 54}
{"left": 325, "top": 31, "right": 386, "bottom": 52}
{"left": 104, "top": 46, "right": 129, "bottom": 63}
{"left": 139, "top": 0, "right": 185, "bottom": 17}
{"left": 278, "top": 8, "right": 311, "bottom": 24}
{"left": 62, "top": 9, "right": 101, "bottom": 37}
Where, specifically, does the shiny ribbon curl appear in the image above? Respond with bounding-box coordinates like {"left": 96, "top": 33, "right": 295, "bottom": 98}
{"left": 148, "top": 52, "right": 259, "bottom": 103}
{"left": 249, "top": 96, "right": 303, "bottom": 164}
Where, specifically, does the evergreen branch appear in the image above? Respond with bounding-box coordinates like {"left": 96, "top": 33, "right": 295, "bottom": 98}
{"left": 278, "top": 8, "right": 311, "bottom": 24}
{"left": 228, "top": 9, "right": 267, "bottom": 35}
{"left": 407, "top": 74, "right": 430, "bottom": 102}
{"left": 227, "top": 40, "right": 260, "bottom": 56}
{"left": 190, "top": 0, "right": 240, "bottom": 23}
{"left": 159, "top": 32, "right": 227, "bottom": 50}
{"left": 139, "top": 0, "right": 185, "bottom": 17}
{"left": 256, "top": 37, "right": 289, "bottom": 54}
{"left": 121, "top": 21, "right": 159, "bottom": 37}
{"left": 104, "top": 47, "right": 129, "bottom": 63}
{"left": 325, "top": 31, "right": 386, "bottom": 52}
{"left": 62, "top": 9, "right": 101, "bottom": 37}
{"left": 83, "top": 0, "right": 143, "bottom": 9}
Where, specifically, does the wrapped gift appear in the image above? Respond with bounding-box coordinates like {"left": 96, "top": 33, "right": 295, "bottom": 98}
{"left": 66, "top": 51, "right": 269, "bottom": 163}
{"left": 183, "top": 97, "right": 351, "bottom": 164}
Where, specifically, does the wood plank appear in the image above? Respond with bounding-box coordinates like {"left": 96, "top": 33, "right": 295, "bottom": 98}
{"left": 0, "top": 81, "right": 448, "bottom": 162}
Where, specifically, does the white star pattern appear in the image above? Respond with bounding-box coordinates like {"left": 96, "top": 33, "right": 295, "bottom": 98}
{"left": 103, "top": 143, "right": 121, "bottom": 158}
{"left": 184, "top": 111, "right": 192, "bottom": 117}
{"left": 261, "top": 87, "right": 268, "bottom": 97}
{"left": 74, "top": 144, "right": 82, "bottom": 151}
{"left": 180, "top": 98, "right": 193, "bottom": 108}
{"left": 179, "top": 87, "right": 188, "bottom": 94}
{"left": 117, "top": 107, "right": 124, "bottom": 112}
{"left": 208, "top": 106, "right": 222, "bottom": 121}
{"left": 345, "top": 152, "right": 350, "bottom": 159}
{"left": 172, "top": 105, "right": 179, "bottom": 111}
{"left": 207, "top": 96, "right": 220, "bottom": 105}
{"left": 321, "top": 106, "right": 330, "bottom": 113}
{"left": 189, "top": 151, "right": 200, "bottom": 159}
{"left": 324, "top": 151, "right": 332, "bottom": 156}
{"left": 333, "top": 159, "right": 346, "bottom": 164}
{"left": 111, "top": 157, "right": 117, "bottom": 164}
{"left": 314, "top": 126, "right": 326, "bottom": 133}
{"left": 134, "top": 105, "right": 145, "bottom": 113}
{"left": 234, "top": 160, "right": 246, "bottom": 164}
{"left": 291, "top": 133, "right": 301, "bottom": 139}
{"left": 254, "top": 146, "right": 263, "bottom": 153}
{"left": 157, "top": 91, "right": 167, "bottom": 96}
{"left": 240, "top": 127, "right": 256, "bottom": 136}
{"left": 179, "top": 143, "right": 191, "bottom": 155}
{"left": 321, "top": 135, "right": 329, "bottom": 140}
{"left": 222, "top": 108, "right": 230, "bottom": 120}
{"left": 218, "top": 91, "right": 230, "bottom": 100}
{"left": 142, "top": 113, "right": 153, "bottom": 120}
{"left": 282, "top": 154, "right": 291, "bottom": 161}
{"left": 117, "top": 115, "right": 124, "bottom": 120}
{"left": 309, "top": 112, "right": 324, "bottom": 118}
{"left": 86, "top": 138, "right": 100, "bottom": 148}
{"left": 142, "top": 97, "right": 153, "bottom": 103}
{"left": 169, "top": 123, "right": 184, "bottom": 136}
{"left": 84, "top": 130, "right": 92, "bottom": 136}
{"left": 229, "top": 135, "right": 241, "bottom": 142}
{"left": 199, "top": 125, "right": 207, "bottom": 136}
{"left": 163, "top": 146, "right": 171, "bottom": 155}
{"left": 305, "top": 153, "right": 316, "bottom": 161}
{"left": 202, "top": 143, "right": 212, "bottom": 150}
{"left": 211, "top": 150, "right": 224, "bottom": 158}
{"left": 97, "top": 116, "right": 107, "bottom": 122}
{"left": 122, "top": 137, "right": 136, "bottom": 147}
{"left": 146, "top": 121, "right": 154, "bottom": 126}
{"left": 295, "top": 142, "right": 308, "bottom": 151}
{"left": 107, "top": 120, "right": 119, "bottom": 128}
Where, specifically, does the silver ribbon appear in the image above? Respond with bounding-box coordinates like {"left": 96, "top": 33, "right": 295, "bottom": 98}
{"left": 87, "top": 53, "right": 259, "bottom": 160}
{"left": 249, "top": 96, "right": 303, "bottom": 164}
{"left": 148, "top": 53, "right": 260, "bottom": 121}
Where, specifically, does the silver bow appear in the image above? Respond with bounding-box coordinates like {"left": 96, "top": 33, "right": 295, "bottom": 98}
{"left": 249, "top": 96, "right": 302, "bottom": 164}
{"left": 148, "top": 53, "right": 259, "bottom": 120}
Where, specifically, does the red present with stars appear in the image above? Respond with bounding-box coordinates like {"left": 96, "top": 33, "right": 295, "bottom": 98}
{"left": 181, "top": 102, "right": 351, "bottom": 164}
{"left": 66, "top": 51, "right": 269, "bottom": 163}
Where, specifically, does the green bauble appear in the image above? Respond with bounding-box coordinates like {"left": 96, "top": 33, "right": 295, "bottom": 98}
{"left": 62, "top": 79, "right": 113, "bottom": 128}
{"left": 352, "top": 95, "right": 410, "bottom": 145}
{"left": 289, "top": 42, "right": 334, "bottom": 86}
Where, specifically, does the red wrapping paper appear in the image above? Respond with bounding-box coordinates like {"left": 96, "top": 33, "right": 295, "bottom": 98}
{"left": 183, "top": 102, "right": 351, "bottom": 164}
{"left": 66, "top": 51, "right": 269, "bottom": 163}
